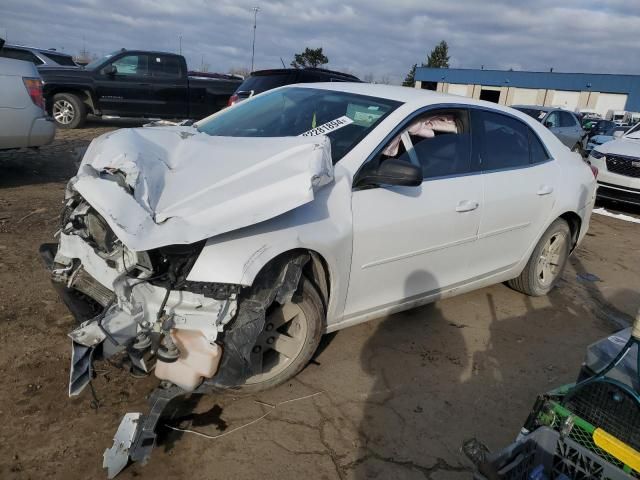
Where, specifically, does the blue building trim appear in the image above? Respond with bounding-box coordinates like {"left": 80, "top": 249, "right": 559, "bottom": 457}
{"left": 415, "top": 67, "right": 640, "bottom": 111}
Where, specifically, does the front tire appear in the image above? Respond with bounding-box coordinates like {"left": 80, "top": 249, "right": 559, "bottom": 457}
{"left": 508, "top": 219, "right": 571, "bottom": 296}
{"left": 238, "top": 277, "right": 325, "bottom": 393}
{"left": 52, "top": 93, "right": 86, "bottom": 129}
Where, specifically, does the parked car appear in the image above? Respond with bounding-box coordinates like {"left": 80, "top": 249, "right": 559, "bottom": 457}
{"left": 39, "top": 49, "right": 241, "bottom": 128}
{"left": 228, "top": 67, "right": 361, "bottom": 105}
{"left": 586, "top": 125, "right": 630, "bottom": 155}
{"left": 512, "top": 105, "right": 586, "bottom": 153}
{"left": 41, "top": 85, "right": 596, "bottom": 474}
{"left": 588, "top": 122, "right": 640, "bottom": 205}
{"left": 0, "top": 43, "right": 78, "bottom": 68}
{"left": 586, "top": 119, "right": 616, "bottom": 139}
{"left": 0, "top": 40, "right": 55, "bottom": 150}
{"left": 605, "top": 110, "right": 631, "bottom": 126}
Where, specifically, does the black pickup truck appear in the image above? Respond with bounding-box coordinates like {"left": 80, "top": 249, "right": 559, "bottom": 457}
{"left": 40, "top": 49, "right": 241, "bottom": 128}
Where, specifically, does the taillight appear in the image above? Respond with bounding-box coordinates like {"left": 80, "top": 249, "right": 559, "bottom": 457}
{"left": 227, "top": 93, "right": 239, "bottom": 107}
{"left": 590, "top": 164, "right": 599, "bottom": 178}
{"left": 22, "top": 77, "right": 45, "bottom": 110}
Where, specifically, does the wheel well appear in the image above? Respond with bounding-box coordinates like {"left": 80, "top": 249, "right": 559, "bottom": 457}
{"left": 559, "top": 211, "right": 582, "bottom": 250}
{"left": 254, "top": 249, "right": 331, "bottom": 310}
{"left": 46, "top": 88, "right": 95, "bottom": 114}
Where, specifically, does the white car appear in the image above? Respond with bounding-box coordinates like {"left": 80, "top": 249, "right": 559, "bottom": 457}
{"left": 588, "top": 122, "right": 640, "bottom": 205}
{"left": 0, "top": 44, "right": 56, "bottom": 150}
{"left": 41, "top": 83, "right": 596, "bottom": 474}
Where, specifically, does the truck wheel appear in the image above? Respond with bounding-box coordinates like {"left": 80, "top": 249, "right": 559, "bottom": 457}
{"left": 507, "top": 218, "right": 571, "bottom": 297}
{"left": 52, "top": 93, "right": 86, "bottom": 129}
{"left": 239, "top": 277, "right": 325, "bottom": 393}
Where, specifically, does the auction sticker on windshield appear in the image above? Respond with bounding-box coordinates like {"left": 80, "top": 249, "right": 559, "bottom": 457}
{"left": 300, "top": 116, "right": 354, "bottom": 137}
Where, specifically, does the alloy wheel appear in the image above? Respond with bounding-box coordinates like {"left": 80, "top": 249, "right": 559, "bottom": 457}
{"left": 53, "top": 99, "right": 75, "bottom": 125}
{"left": 245, "top": 301, "right": 308, "bottom": 384}
{"left": 535, "top": 231, "right": 568, "bottom": 288}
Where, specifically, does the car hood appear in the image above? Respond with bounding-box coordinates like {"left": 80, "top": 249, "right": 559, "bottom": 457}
{"left": 595, "top": 136, "right": 640, "bottom": 157}
{"left": 589, "top": 135, "right": 613, "bottom": 144}
{"left": 71, "top": 126, "right": 333, "bottom": 251}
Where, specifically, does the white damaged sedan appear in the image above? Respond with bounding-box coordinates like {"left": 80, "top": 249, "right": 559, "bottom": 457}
{"left": 41, "top": 83, "right": 597, "bottom": 475}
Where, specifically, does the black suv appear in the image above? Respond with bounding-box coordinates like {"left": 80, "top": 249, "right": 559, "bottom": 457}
{"left": 228, "top": 68, "right": 361, "bottom": 105}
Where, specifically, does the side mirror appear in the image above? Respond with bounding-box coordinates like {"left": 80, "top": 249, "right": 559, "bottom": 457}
{"left": 102, "top": 64, "right": 117, "bottom": 75}
{"left": 613, "top": 130, "right": 624, "bottom": 139}
{"left": 544, "top": 121, "right": 553, "bottom": 128}
{"left": 357, "top": 159, "right": 422, "bottom": 188}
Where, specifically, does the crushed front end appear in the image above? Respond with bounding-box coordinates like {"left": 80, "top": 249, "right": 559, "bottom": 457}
{"left": 41, "top": 188, "right": 240, "bottom": 477}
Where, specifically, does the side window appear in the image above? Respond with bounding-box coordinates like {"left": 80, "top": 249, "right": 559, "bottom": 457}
{"left": 149, "top": 55, "right": 182, "bottom": 78}
{"left": 545, "top": 111, "right": 559, "bottom": 128}
{"left": 529, "top": 129, "right": 550, "bottom": 164}
{"left": 471, "top": 109, "right": 530, "bottom": 170}
{"left": 111, "top": 55, "right": 149, "bottom": 76}
{"left": 559, "top": 112, "right": 577, "bottom": 127}
{"left": 382, "top": 109, "right": 472, "bottom": 179}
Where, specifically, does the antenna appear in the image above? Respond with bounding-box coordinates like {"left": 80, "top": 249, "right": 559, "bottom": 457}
{"left": 251, "top": 6, "right": 260, "bottom": 72}
{"left": 280, "top": 57, "right": 286, "bottom": 68}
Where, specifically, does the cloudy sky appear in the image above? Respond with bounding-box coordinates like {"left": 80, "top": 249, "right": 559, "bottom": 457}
{"left": 2, "top": 0, "right": 639, "bottom": 83}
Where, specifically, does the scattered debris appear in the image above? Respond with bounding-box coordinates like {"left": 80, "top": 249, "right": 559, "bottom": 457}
{"left": 17, "top": 207, "right": 47, "bottom": 223}
{"left": 577, "top": 272, "right": 602, "bottom": 283}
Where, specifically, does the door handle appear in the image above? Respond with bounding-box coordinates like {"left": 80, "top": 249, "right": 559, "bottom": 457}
{"left": 455, "top": 200, "right": 479, "bottom": 212}
{"left": 537, "top": 185, "right": 554, "bottom": 196}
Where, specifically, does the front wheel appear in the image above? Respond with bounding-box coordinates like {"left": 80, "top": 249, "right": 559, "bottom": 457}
{"left": 508, "top": 219, "right": 571, "bottom": 296}
{"left": 238, "top": 277, "right": 325, "bottom": 393}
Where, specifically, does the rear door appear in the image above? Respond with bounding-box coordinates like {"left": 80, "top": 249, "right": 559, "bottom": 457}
{"left": 471, "top": 109, "right": 559, "bottom": 274}
{"left": 147, "top": 54, "right": 188, "bottom": 118}
{"left": 94, "top": 53, "right": 154, "bottom": 116}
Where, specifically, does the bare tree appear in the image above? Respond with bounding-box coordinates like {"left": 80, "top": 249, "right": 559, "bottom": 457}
{"left": 378, "top": 75, "right": 391, "bottom": 85}
{"left": 363, "top": 73, "right": 375, "bottom": 83}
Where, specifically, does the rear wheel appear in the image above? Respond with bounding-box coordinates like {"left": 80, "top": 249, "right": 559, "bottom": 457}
{"left": 52, "top": 93, "right": 86, "bottom": 129}
{"left": 239, "top": 277, "right": 325, "bottom": 392}
{"left": 508, "top": 219, "right": 571, "bottom": 296}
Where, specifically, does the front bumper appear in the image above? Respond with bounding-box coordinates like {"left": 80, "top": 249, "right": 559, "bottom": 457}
{"left": 597, "top": 181, "right": 640, "bottom": 206}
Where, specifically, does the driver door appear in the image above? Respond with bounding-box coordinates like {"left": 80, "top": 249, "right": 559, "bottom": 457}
{"left": 94, "top": 53, "right": 155, "bottom": 117}
{"left": 343, "top": 108, "right": 483, "bottom": 319}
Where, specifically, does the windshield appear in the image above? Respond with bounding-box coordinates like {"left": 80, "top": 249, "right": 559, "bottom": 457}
{"left": 84, "top": 52, "right": 116, "bottom": 70}
{"left": 514, "top": 107, "right": 547, "bottom": 122}
{"left": 196, "top": 87, "right": 402, "bottom": 162}
{"left": 625, "top": 123, "right": 640, "bottom": 138}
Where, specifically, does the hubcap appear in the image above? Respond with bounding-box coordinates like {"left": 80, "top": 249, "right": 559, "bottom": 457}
{"left": 53, "top": 100, "right": 75, "bottom": 125}
{"left": 245, "top": 302, "right": 308, "bottom": 384}
{"left": 536, "top": 232, "right": 568, "bottom": 287}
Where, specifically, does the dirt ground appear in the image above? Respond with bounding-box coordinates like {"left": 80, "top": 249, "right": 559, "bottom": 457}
{"left": 1, "top": 123, "right": 639, "bottom": 480}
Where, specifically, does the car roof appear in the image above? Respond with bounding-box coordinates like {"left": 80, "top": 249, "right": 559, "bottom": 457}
{"left": 6, "top": 43, "right": 74, "bottom": 58}
{"left": 293, "top": 82, "right": 535, "bottom": 113}
{"left": 251, "top": 67, "right": 360, "bottom": 81}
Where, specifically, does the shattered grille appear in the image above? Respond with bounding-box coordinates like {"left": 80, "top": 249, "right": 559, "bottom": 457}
{"left": 606, "top": 154, "right": 640, "bottom": 178}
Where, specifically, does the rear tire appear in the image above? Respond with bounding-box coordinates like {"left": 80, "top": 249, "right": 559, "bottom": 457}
{"left": 52, "top": 93, "right": 86, "bottom": 129}
{"left": 236, "top": 277, "right": 325, "bottom": 393}
{"left": 508, "top": 219, "right": 571, "bottom": 296}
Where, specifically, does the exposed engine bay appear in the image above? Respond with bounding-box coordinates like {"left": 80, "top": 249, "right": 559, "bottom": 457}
{"left": 41, "top": 188, "right": 310, "bottom": 478}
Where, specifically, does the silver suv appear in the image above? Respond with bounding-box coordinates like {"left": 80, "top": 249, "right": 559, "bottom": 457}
{"left": 513, "top": 105, "right": 586, "bottom": 153}
{"left": 0, "top": 44, "right": 78, "bottom": 68}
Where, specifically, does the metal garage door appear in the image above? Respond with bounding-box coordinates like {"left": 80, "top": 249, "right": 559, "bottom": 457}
{"left": 595, "top": 93, "right": 628, "bottom": 116}
{"left": 447, "top": 83, "right": 469, "bottom": 97}
{"left": 550, "top": 90, "right": 580, "bottom": 110}
{"left": 510, "top": 88, "right": 538, "bottom": 105}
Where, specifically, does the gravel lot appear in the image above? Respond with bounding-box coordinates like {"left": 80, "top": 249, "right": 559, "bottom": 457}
{"left": 1, "top": 123, "right": 639, "bottom": 480}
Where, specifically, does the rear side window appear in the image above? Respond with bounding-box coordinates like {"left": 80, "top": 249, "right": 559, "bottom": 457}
{"left": 236, "top": 73, "right": 297, "bottom": 95}
{"left": 0, "top": 48, "right": 43, "bottom": 65}
{"left": 559, "top": 111, "right": 577, "bottom": 127}
{"left": 150, "top": 55, "right": 183, "bottom": 78}
{"left": 472, "top": 110, "right": 530, "bottom": 171}
{"left": 43, "top": 52, "right": 77, "bottom": 66}
{"left": 529, "top": 130, "right": 550, "bottom": 164}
